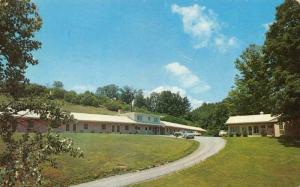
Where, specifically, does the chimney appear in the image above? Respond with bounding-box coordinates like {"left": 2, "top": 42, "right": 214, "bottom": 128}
{"left": 260, "top": 111, "right": 264, "bottom": 115}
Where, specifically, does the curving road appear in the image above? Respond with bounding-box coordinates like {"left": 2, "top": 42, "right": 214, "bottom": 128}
{"left": 71, "top": 137, "right": 226, "bottom": 187}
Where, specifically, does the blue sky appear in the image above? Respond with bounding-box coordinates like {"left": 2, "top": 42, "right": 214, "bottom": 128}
{"left": 28, "top": 0, "right": 282, "bottom": 108}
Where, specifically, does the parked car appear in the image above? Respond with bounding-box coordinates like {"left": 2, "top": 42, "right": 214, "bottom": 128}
{"left": 173, "top": 132, "right": 183, "bottom": 137}
{"left": 193, "top": 132, "right": 201, "bottom": 136}
{"left": 219, "top": 130, "right": 228, "bottom": 137}
{"left": 183, "top": 132, "right": 195, "bottom": 139}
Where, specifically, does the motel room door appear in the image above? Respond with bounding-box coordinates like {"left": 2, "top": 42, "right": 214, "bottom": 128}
{"left": 117, "top": 126, "right": 120, "bottom": 132}
{"left": 248, "top": 126, "right": 252, "bottom": 135}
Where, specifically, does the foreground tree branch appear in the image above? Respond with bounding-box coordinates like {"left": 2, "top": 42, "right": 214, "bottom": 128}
{"left": 0, "top": 1, "right": 83, "bottom": 186}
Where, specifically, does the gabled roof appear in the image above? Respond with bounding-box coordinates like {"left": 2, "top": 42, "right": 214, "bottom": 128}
{"left": 71, "top": 112, "right": 135, "bottom": 124}
{"left": 225, "top": 114, "right": 278, "bottom": 125}
{"left": 161, "top": 121, "right": 206, "bottom": 132}
{"left": 11, "top": 111, "right": 207, "bottom": 131}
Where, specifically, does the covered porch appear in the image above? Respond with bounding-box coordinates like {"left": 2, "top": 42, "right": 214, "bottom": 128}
{"left": 228, "top": 123, "right": 275, "bottom": 136}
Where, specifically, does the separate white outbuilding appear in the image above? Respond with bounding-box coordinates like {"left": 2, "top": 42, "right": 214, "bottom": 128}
{"left": 225, "top": 112, "right": 283, "bottom": 137}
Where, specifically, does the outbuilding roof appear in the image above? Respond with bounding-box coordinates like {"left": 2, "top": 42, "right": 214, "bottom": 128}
{"left": 225, "top": 114, "right": 278, "bottom": 125}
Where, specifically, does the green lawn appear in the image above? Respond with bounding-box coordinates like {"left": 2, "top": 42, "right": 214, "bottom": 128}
{"left": 135, "top": 137, "right": 300, "bottom": 187}
{"left": 41, "top": 134, "right": 198, "bottom": 186}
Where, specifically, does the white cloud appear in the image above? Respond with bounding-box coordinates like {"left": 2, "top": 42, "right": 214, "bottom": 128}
{"left": 191, "top": 84, "right": 210, "bottom": 94}
{"left": 165, "top": 62, "right": 191, "bottom": 76}
{"left": 214, "top": 35, "right": 238, "bottom": 53}
{"left": 188, "top": 97, "right": 204, "bottom": 109}
{"left": 171, "top": 4, "right": 238, "bottom": 51}
{"left": 70, "top": 85, "right": 96, "bottom": 93}
{"left": 147, "top": 85, "right": 186, "bottom": 97}
{"left": 164, "top": 62, "right": 210, "bottom": 92}
{"left": 263, "top": 22, "right": 273, "bottom": 31}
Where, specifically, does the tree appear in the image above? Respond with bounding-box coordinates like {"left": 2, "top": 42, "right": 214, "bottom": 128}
{"left": 120, "top": 86, "right": 136, "bottom": 104}
{"left": 146, "top": 92, "right": 159, "bottom": 112}
{"left": 147, "top": 91, "right": 191, "bottom": 116}
{"left": 64, "top": 90, "right": 78, "bottom": 103}
{"left": 52, "top": 81, "right": 64, "bottom": 89}
{"left": 79, "top": 91, "right": 99, "bottom": 107}
{"left": 134, "top": 89, "right": 146, "bottom": 108}
{"left": 50, "top": 81, "right": 65, "bottom": 99}
{"left": 227, "top": 44, "right": 271, "bottom": 115}
{"left": 95, "top": 84, "right": 119, "bottom": 99}
{"left": 0, "top": 1, "right": 82, "bottom": 186}
{"left": 50, "top": 88, "right": 65, "bottom": 99}
{"left": 24, "top": 83, "right": 48, "bottom": 97}
{"left": 188, "top": 102, "right": 230, "bottom": 136}
{"left": 264, "top": 0, "right": 300, "bottom": 121}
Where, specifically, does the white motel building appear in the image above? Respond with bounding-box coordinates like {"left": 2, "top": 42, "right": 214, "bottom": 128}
{"left": 16, "top": 112, "right": 206, "bottom": 135}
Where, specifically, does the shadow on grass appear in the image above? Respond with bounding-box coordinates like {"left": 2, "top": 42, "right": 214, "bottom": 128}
{"left": 276, "top": 136, "right": 300, "bottom": 148}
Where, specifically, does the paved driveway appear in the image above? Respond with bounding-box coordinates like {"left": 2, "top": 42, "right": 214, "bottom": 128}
{"left": 71, "top": 137, "right": 226, "bottom": 187}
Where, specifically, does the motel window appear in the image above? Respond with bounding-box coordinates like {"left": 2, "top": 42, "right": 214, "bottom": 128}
{"left": 66, "top": 124, "right": 70, "bottom": 131}
{"left": 241, "top": 127, "right": 247, "bottom": 133}
{"left": 135, "top": 126, "right": 138, "bottom": 130}
{"left": 84, "top": 124, "right": 88, "bottom": 130}
{"left": 125, "top": 126, "right": 129, "bottom": 130}
{"left": 229, "top": 127, "right": 234, "bottom": 133}
{"left": 102, "top": 124, "right": 106, "bottom": 130}
{"left": 268, "top": 124, "right": 273, "bottom": 128}
{"left": 261, "top": 125, "right": 265, "bottom": 129}
{"left": 137, "top": 115, "right": 142, "bottom": 121}
{"left": 27, "top": 121, "right": 34, "bottom": 131}
{"left": 145, "top": 127, "right": 147, "bottom": 130}
{"left": 137, "top": 126, "right": 140, "bottom": 130}
{"left": 234, "top": 126, "right": 240, "bottom": 133}
{"left": 149, "top": 127, "right": 152, "bottom": 130}
{"left": 148, "top": 117, "right": 151, "bottom": 121}
{"left": 254, "top": 126, "right": 259, "bottom": 133}
{"left": 154, "top": 118, "right": 158, "bottom": 123}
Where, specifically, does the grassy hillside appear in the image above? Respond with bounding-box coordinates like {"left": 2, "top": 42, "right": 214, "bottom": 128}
{"left": 61, "top": 101, "right": 118, "bottom": 115}
{"left": 135, "top": 137, "right": 300, "bottom": 187}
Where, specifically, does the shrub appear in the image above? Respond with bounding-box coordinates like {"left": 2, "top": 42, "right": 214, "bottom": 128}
{"left": 242, "top": 132, "right": 248, "bottom": 137}
{"left": 174, "top": 132, "right": 181, "bottom": 137}
{"left": 261, "top": 130, "right": 267, "bottom": 137}
{"left": 236, "top": 133, "right": 241, "bottom": 137}
{"left": 229, "top": 133, "right": 234, "bottom": 137}
{"left": 104, "top": 101, "right": 120, "bottom": 111}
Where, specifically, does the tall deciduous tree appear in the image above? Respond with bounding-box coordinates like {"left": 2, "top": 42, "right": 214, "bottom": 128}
{"left": 264, "top": 0, "right": 300, "bottom": 121}
{"left": 188, "top": 102, "right": 230, "bottom": 136}
{"left": 0, "top": 1, "right": 82, "bottom": 186}
{"left": 95, "top": 84, "right": 119, "bottom": 99}
{"left": 227, "top": 44, "right": 271, "bottom": 115}
{"left": 134, "top": 89, "right": 146, "bottom": 108}
{"left": 120, "top": 86, "right": 136, "bottom": 104}
{"left": 52, "top": 81, "right": 64, "bottom": 89}
{"left": 147, "top": 91, "right": 191, "bottom": 116}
